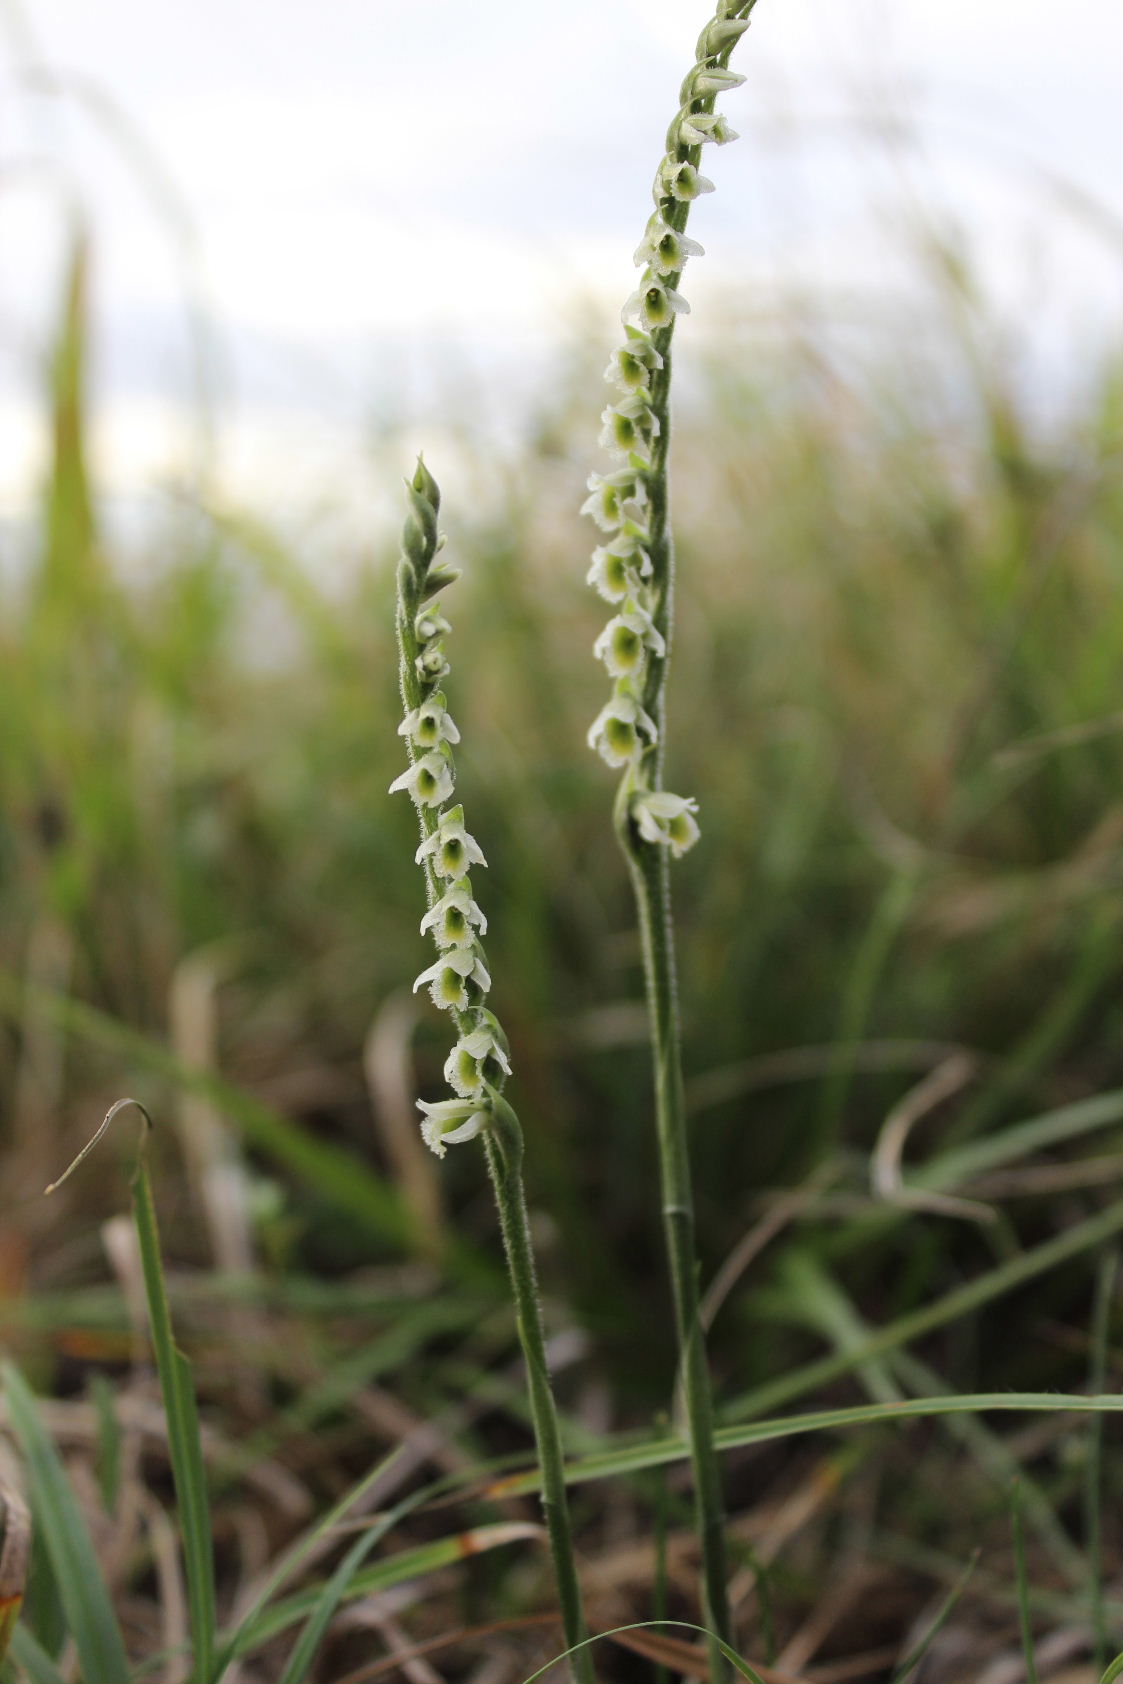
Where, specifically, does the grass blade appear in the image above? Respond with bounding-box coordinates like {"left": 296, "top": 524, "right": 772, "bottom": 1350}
{"left": 890, "top": 1551, "right": 978, "bottom": 1682}
{"left": 235, "top": 1522, "right": 542, "bottom": 1656}
{"left": 1, "top": 1362, "right": 131, "bottom": 1683}
{"left": 5, "top": 1626, "right": 69, "bottom": 1684}
{"left": 727, "top": 1201, "right": 1123, "bottom": 1421}
{"left": 1087, "top": 1250, "right": 1118, "bottom": 1672}
{"left": 518, "top": 1621, "right": 769, "bottom": 1684}
{"left": 1099, "top": 1654, "right": 1123, "bottom": 1684}
{"left": 276, "top": 1524, "right": 389, "bottom": 1684}
{"left": 1011, "top": 1481, "right": 1039, "bottom": 1684}
{"left": 483, "top": 1391, "right": 1123, "bottom": 1496}
{"left": 131, "top": 1127, "right": 217, "bottom": 1684}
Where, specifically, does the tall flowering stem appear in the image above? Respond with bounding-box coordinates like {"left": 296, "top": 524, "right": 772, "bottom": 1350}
{"left": 583, "top": 3, "right": 758, "bottom": 1672}
{"left": 392, "top": 462, "right": 595, "bottom": 1684}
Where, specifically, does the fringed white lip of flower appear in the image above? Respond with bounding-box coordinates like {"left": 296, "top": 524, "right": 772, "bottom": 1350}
{"left": 622, "top": 279, "right": 690, "bottom": 331}
{"left": 389, "top": 752, "right": 454, "bottom": 809}
{"left": 587, "top": 692, "right": 659, "bottom": 767}
{"left": 633, "top": 223, "right": 704, "bottom": 276}
{"left": 420, "top": 880, "right": 488, "bottom": 947}
{"left": 599, "top": 398, "right": 659, "bottom": 461}
{"left": 587, "top": 539, "right": 653, "bottom": 604}
{"left": 594, "top": 609, "right": 666, "bottom": 679}
{"left": 658, "top": 159, "right": 715, "bottom": 202}
{"left": 413, "top": 946, "right": 492, "bottom": 1012}
{"left": 632, "top": 790, "right": 701, "bottom": 857}
{"left": 398, "top": 696, "right": 461, "bottom": 750}
{"left": 444, "top": 1026, "right": 512, "bottom": 1098}
{"left": 581, "top": 468, "right": 650, "bottom": 532}
{"left": 416, "top": 806, "right": 488, "bottom": 875}
{"left": 675, "top": 110, "right": 739, "bottom": 147}
{"left": 416, "top": 1096, "right": 489, "bottom": 1158}
{"left": 604, "top": 331, "right": 665, "bottom": 392}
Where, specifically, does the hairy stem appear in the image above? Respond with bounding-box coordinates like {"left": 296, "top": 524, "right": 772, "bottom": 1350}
{"left": 486, "top": 1105, "right": 595, "bottom": 1684}
{"left": 622, "top": 827, "right": 732, "bottom": 1673}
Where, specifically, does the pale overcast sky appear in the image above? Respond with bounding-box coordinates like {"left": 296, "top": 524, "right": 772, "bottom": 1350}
{"left": 1, "top": 0, "right": 1119, "bottom": 514}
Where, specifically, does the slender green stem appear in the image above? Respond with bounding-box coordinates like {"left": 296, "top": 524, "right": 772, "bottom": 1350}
{"left": 485, "top": 1101, "right": 595, "bottom": 1684}
{"left": 603, "top": 13, "right": 762, "bottom": 1669}
{"left": 623, "top": 834, "right": 732, "bottom": 1675}
{"left": 392, "top": 464, "right": 594, "bottom": 1683}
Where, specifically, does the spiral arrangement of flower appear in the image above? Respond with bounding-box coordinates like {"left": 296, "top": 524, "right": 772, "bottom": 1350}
{"left": 584, "top": 1, "right": 755, "bottom": 863}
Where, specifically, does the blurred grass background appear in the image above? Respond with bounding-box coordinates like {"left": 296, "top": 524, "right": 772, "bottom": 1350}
{"left": 0, "top": 209, "right": 1120, "bottom": 1678}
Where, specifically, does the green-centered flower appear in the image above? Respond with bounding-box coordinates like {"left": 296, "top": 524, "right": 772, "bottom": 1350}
{"left": 632, "top": 790, "right": 701, "bottom": 857}
{"left": 416, "top": 1096, "right": 489, "bottom": 1158}
{"left": 420, "top": 878, "right": 488, "bottom": 947}
{"left": 634, "top": 221, "right": 705, "bottom": 276}
{"left": 587, "top": 691, "right": 658, "bottom": 767}
{"left": 581, "top": 468, "right": 649, "bottom": 532}
{"left": 398, "top": 694, "right": 461, "bottom": 750}
{"left": 604, "top": 329, "right": 665, "bottom": 392}
{"left": 415, "top": 805, "right": 488, "bottom": 876}
{"left": 599, "top": 394, "right": 660, "bottom": 460}
{"left": 413, "top": 945, "right": 491, "bottom": 1012}
{"left": 586, "top": 537, "right": 653, "bottom": 603}
{"left": 389, "top": 750, "right": 454, "bottom": 809}
{"left": 444, "top": 1023, "right": 512, "bottom": 1097}
{"left": 658, "top": 158, "right": 715, "bottom": 202}
{"left": 594, "top": 607, "right": 666, "bottom": 679}
{"left": 622, "top": 278, "right": 690, "bottom": 330}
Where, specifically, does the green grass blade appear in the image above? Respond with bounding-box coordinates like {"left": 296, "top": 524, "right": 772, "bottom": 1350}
{"left": 90, "top": 1373, "right": 122, "bottom": 1515}
{"left": 518, "top": 1620, "right": 768, "bottom": 1684}
{"left": 1011, "top": 1481, "right": 1039, "bottom": 1684}
{"left": 0, "top": 970, "right": 411, "bottom": 1252}
{"left": 917, "top": 1090, "right": 1123, "bottom": 1194}
{"left": 212, "top": 1444, "right": 412, "bottom": 1673}
{"left": 727, "top": 1201, "right": 1123, "bottom": 1421}
{"left": 1, "top": 1362, "right": 132, "bottom": 1684}
{"left": 483, "top": 1392, "right": 1123, "bottom": 1496}
{"left": 1099, "top": 1653, "right": 1123, "bottom": 1684}
{"left": 276, "top": 1524, "right": 388, "bottom": 1684}
{"left": 132, "top": 1146, "right": 216, "bottom": 1684}
{"left": 5, "top": 1626, "right": 69, "bottom": 1684}
{"left": 235, "top": 1522, "right": 542, "bottom": 1656}
{"left": 1087, "top": 1250, "right": 1117, "bottom": 1672}
{"left": 890, "top": 1551, "right": 978, "bottom": 1682}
